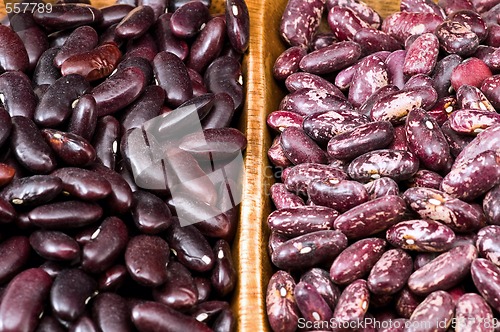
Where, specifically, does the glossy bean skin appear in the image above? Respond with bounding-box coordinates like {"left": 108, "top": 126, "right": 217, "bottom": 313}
{"left": 404, "top": 187, "right": 487, "bottom": 232}
{"left": 405, "top": 108, "right": 452, "bottom": 172}
{"left": 476, "top": 225, "right": 500, "bottom": 266}
{"left": 267, "top": 111, "right": 304, "bottom": 133}
{"left": 153, "top": 261, "right": 198, "bottom": 311}
{"left": 441, "top": 150, "right": 500, "bottom": 201}
{"left": 0, "top": 236, "right": 30, "bottom": 284}
{"left": 269, "top": 183, "right": 304, "bottom": 210}
{"left": 484, "top": 184, "right": 500, "bottom": 225}
{"left": 54, "top": 26, "right": 98, "bottom": 68}
{"left": 457, "top": 84, "right": 495, "bottom": 111}
{"left": 471, "top": 258, "right": 500, "bottom": 312}
{"left": 308, "top": 179, "right": 369, "bottom": 213}
{"left": 33, "top": 4, "right": 103, "bottom": 30}
{"left": 68, "top": 316, "right": 98, "bottom": 332}
{"left": 266, "top": 271, "right": 300, "bottom": 332}
{"left": 436, "top": 20, "right": 480, "bottom": 56}
{"left": 34, "top": 74, "right": 90, "bottom": 127}
{"left": 97, "top": 265, "right": 127, "bottom": 292}
{"left": 285, "top": 72, "right": 344, "bottom": 98}
{"left": 449, "top": 109, "right": 500, "bottom": 135}
{"left": 431, "top": 54, "right": 463, "bottom": 99}
{"left": 329, "top": 238, "right": 386, "bottom": 285}
{"left": 1, "top": 175, "right": 62, "bottom": 207}
{"left": 91, "top": 67, "right": 146, "bottom": 116}
{"left": 211, "top": 239, "right": 236, "bottom": 297}
{"left": 268, "top": 206, "right": 338, "bottom": 237}
{"left": 405, "top": 169, "right": 443, "bottom": 190}
{"left": 406, "top": 291, "right": 454, "bottom": 332}
{"left": 91, "top": 116, "right": 120, "bottom": 170}
{"left": 387, "top": 219, "right": 456, "bottom": 253}
{"left": 272, "top": 46, "right": 306, "bottom": 81}
{"left": 364, "top": 177, "right": 399, "bottom": 199}
{"left": 381, "top": 11, "right": 443, "bottom": 44}
{"left": 0, "top": 71, "right": 37, "bottom": 119}
{"left": 453, "top": 125, "right": 500, "bottom": 168}
{"left": 125, "top": 235, "right": 169, "bottom": 287}
{"left": 204, "top": 56, "right": 243, "bottom": 109}
{"left": 327, "top": 6, "right": 370, "bottom": 42}
{"left": 42, "top": 130, "right": 96, "bottom": 167}
{"left": 52, "top": 167, "right": 111, "bottom": 201}
{"left": 353, "top": 28, "right": 401, "bottom": 55}
{"left": 279, "top": 88, "right": 353, "bottom": 117}
{"left": 279, "top": 0, "right": 325, "bottom": 48}
{"left": 153, "top": 13, "right": 189, "bottom": 61}
{"left": 169, "top": 1, "right": 209, "bottom": 39}
{"left": 225, "top": 0, "right": 250, "bottom": 53}
{"left": 268, "top": 135, "right": 293, "bottom": 168}
{"left": 61, "top": 43, "right": 123, "bottom": 82}
{"left": 117, "top": 56, "right": 153, "bottom": 84}
{"left": 348, "top": 55, "right": 389, "bottom": 108}
{"left": 348, "top": 149, "right": 419, "bottom": 183}
{"left": 272, "top": 230, "right": 348, "bottom": 270}
{"left": 454, "top": 293, "right": 494, "bottom": 332}
{"left": 28, "top": 201, "right": 103, "bottom": 229}
{"left": 29, "top": 230, "right": 80, "bottom": 262}
{"left": 403, "top": 33, "right": 439, "bottom": 76}
{"left": 89, "top": 163, "right": 133, "bottom": 214}
{"left": 299, "top": 41, "right": 362, "bottom": 75}
{"left": 367, "top": 249, "right": 413, "bottom": 295}
{"left": 115, "top": 6, "right": 155, "bottom": 40}
{"left": 99, "top": 4, "right": 134, "bottom": 29}
{"left": 33, "top": 47, "right": 62, "bottom": 86}
{"left": 130, "top": 190, "right": 172, "bottom": 234}
{"left": 280, "top": 127, "right": 327, "bottom": 165}
{"left": 0, "top": 25, "right": 29, "bottom": 72}
{"left": 0, "top": 268, "right": 52, "bottom": 332}
{"left": 132, "top": 301, "right": 212, "bottom": 332}
{"left": 0, "top": 164, "right": 15, "bottom": 187}
{"left": 284, "top": 163, "right": 348, "bottom": 195}
{"left": 334, "top": 195, "right": 407, "bottom": 239}
{"left": 294, "top": 281, "right": 333, "bottom": 324}
{"left": 441, "top": 120, "right": 474, "bottom": 158}
{"left": 11, "top": 116, "right": 57, "bottom": 174}
{"left": 92, "top": 293, "right": 132, "bottom": 332}
{"left": 332, "top": 279, "right": 370, "bottom": 331}
{"left": 50, "top": 268, "right": 97, "bottom": 322}
{"left": 67, "top": 95, "right": 97, "bottom": 141}
{"left": 153, "top": 51, "right": 193, "bottom": 108}
{"left": 327, "top": 121, "right": 394, "bottom": 161}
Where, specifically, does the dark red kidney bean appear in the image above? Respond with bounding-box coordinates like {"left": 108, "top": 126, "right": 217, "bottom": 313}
{"left": 115, "top": 6, "right": 155, "bottom": 40}
{"left": 54, "top": 26, "right": 98, "bottom": 68}
{"left": 300, "top": 268, "right": 339, "bottom": 310}
{"left": 67, "top": 95, "right": 97, "bottom": 142}
{"left": 0, "top": 236, "right": 30, "bottom": 284}
{"left": 167, "top": 222, "right": 215, "bottom": 272}
{"left": 153, "top": 51, "right": 193, "bottom": 108}
{"left": 268, "top": 206, "right": 338, "bottom": 237}
{"left": 132, "top": 301, "right": 212, "bottom": 332}
{"left": 52, "top": 167, "right": 111, "bottom": 201}
{"left": 40, "top": 261, "right": 65, "bottom": 279}
{"left": 405, "top": 108, "right": 452, "bottom": 172}
{"left": 130, "top": 190, "right": 172, "bottom": 234}
{"left": 381, "top": 11, "right": 443, "bottom": 43}
{"left": 91, "top": 116, "right": 120, "bottom": 170}
{"left": 0, "top": 175, "right": 62, "bottom": 207}
{"left": 153, "top": 261, "right": 198, "bottom": 311}
{"left": 201, "top": 93, "right": 235, "bottom": 130}
{"left": 37, "top": 316, "right": 65, "bottom": 332}
{"left": 367, "top": 249, "right": 413, "bottom": 295}
{"left": 353, "top": 28, "right": 401, "bottom": 55}
{"left": 35, "top": 74, "right": 90, "bottom": 127}
{"left": 328, "top": 6, "right": 371, "bottom": 41}
{"left": 204, "top": 56, "right": 243, "bottom": 109}
{"left": 396, "top": 287, "right": 423, "bottom": 319}
{"left": 332, "top": 279, "right": 370, "bottom": 330}
{"left": 294, "top": 281, "right": 333, "bottom": 324}
{"left": 120, "top": 86, "right": 164, "bottom": 133}
{"left": 0, "top": 71, "right": 37, "bottom": 119}
{"left": 476, "top": 225, "right": 500, "bottom": 266}
{"left": 285, "top": 72, "right": 344, "bottom": 98}
{"left": 441, "top": 120, "right": 474, "bottom": 158}
{"left": 42, "top": 129, "right": 96, "bottom": 167}
{"left": 364, "top": 177, "right": 399, "bottom": 199}
{"left": 457, "top": 84, "right": 495, "bottom": 111}
{"left": 348, "top": 149, "right": 419, "bottom": 183}
{"left": 408, "top": 244, "right": 477, "bottom": 295}
{"left": 271, "top": 230, "right": 348, "bottom": 270}
{"left": 387, "top": 219, "right": 456, "bottom": 252}
{"left": 82, "top": 216, "right": 128, "bottom": 274}
{"left": 450, "top": 109, "right": 500, "bottom": 135}
{"left": 211, "top": 240, "right": 236, "bottom": 297}
{"left": 33, "top": 47, "right": 62, "bottom": 86}
{"left": 90, "top": 164, "right": 132, "bottom": 215}
{"left": 126, "top": 33, "right": 157, "bottom": 61}
{"left": 91, "top": 67, "right": 146, "bottom": 117}
{"left": 471, "top": 258, "right": 500, "bottom": 312}
{"left": 280, "top": 127, "right": 327, "bottom": 165}
{"left": 436, "top": 20, "right": 480, "bottom": 56}
{"left": 11, "top": 116, "right": 57, "bottom": 174}
{"left": 327, "top": 121, "right": 394, "bottom": 161}
{"left": 29, "top": 230, "right": 80, "bottom": 262}
{"left": 98, "top": 23, "right": 122, "bottom": 48}
{"left": 50, "top": 268, "right": 97, "bottom": 322}
{"left": 348, "top": 55, "right": 389, "bottom": 108}
{"left": 270, "top": 183, "right": 304, "bottom": 210}
{"left": 153, "top": 13, "right": 189, "bottom": 61}
{"left": 484, "top": 184, "right": 500, "bottom": 225}
{"left": 99, "top": 4, "right": 134, "bottom": 29}
{"left": 0, "top": 25, "right": 29, "bottom": 72}
{"left": 266, "top": 270, "right": 300, "bottom": 332}
{"left": 272, "top": 46, "right": 306, "bottom": 81}
{"left": 49, "top": 29, "right": 73, "bottom": 48}
{"left": 268, "top": 135, "right": 293, "bottom": 168}
{"left": 441, "top": 150, "right": 500, "bottom": 201}
{"left": 169, "top": 1, "right": 209, "bottom": 39}
{"left": 280, "top": 88, "right": 353, "bottom": 117}
{"left": 403, "top": 33, "right": 439, "bottom": 76}
{"left": 97, "top": 265, "right": 127, "bottom": 292}
{"left": 0, "top": 268, "right": 52, "bottom": 332}
{"left": 0, "top": 163, "right": 15, "bottom": 187}
{"left": 334, "top": 195, "right": 406, "bottom": 239}
{"left": 432, "top": 54, "right": 463, "bottom": 99}
{"left": 280, "top": 0, "right": 325, "bottom": 48}
{"left": 33, "top": 4, "right": 103, "bottom": 31}
{"left": 330, "top": 238, "right": 386, "bottom": 285}
{"left": 28, "top": 200, "right": 103, "bottom": 229}
{"left": 225, "top": 0, "right": 250, "bottom": 53}
{"left": 92, "top": 293, "right": 132, "bottom": 332}
{"left": 125, "top": 235, "right": 169, "bottom": 287}
{"left": 68, "top": 316, "right": 98, "bottom": 332}
{"left": 61, "top": 43, "right": 123, "bottom": 82}
{"left": 308, "top": 179, "right": 369, "bottom": 213}
{"left": 117, "top": 56, "right": 153, "bottom": 84}
{"left": 453, "top": 123, "right": 500, "bottom": 168}
{"left": 284, "top": 163, "right": 348, "bottom": 195}
{"left": 193, "top": 277, "right": 211, "bottom": 303}
{"left": 267, "top": 110, "right": 304, "bottom": 133}
{"left": 211, "top": 308, "right": 235, "bottom": 332}
{"left": 455, "top": 293, "right": 494, "bottom": 332}
{"left": 299, "top": 41, "right": 362, "bottom": 75}
{"left": 406, "top": 291, "right": 454, "bottom": 332}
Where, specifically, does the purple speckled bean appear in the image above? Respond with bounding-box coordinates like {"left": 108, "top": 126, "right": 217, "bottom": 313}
{"left": 367, "top": 249, "right": 413, "bottom": 295}
{"left": 364, "top": 177, "right": 400, "bottom": 199}
{"left": 270, "top": 183, "right": 304, "bottom": 209}
{"left": 280, "top": 127, "right": 327, "bottom": 165}
{"left": 441, "top": 120, "right": 474, "bottom": 158}
{"left": 294, "top": 281, "right": 333, "bottom": 324}
{"left": 268, "top": 135, "right": 293, "bottom": 168}
{"left": 267, "top": 110, "right": 304, "bottom": 133}
{"left": 285, "top": 72, "right": 345, "bottom": 98}
{"left": 308, "top": 179, "right": 369, "bottom": 213}
{"left": 300, "top": 268, "right": 340, "bottom": 310}
{"left": 353, "top": 28, "right": 401, "bottom": 55}
{"left": 476, "top": 225, "right": 500, "bottom": 266}
{"left": 406, "top": 291, "right": 454, "bottom": 332}
{"left": 326, "top": 0, "right": 381, "bottom": 28}
{"left": 436, "top": 20, "right": 480, "bottom": 56}
{"left": 273, "top": 46, "right": 307, "bottom": 81}
{"left": 400, "top": 0, "right": 446, "bottom": 17}
{"left": 279, "top": 88, "right": 353, "bottom": 117}
{"left": 348, "top": 54, "right": 389, "bottom": 108}
{"left": 280, "top": 0, "right": 326, "bottom": 48}
{"left": 381, "top": 11, "right": 443, "bottom": 44}
{"left": 284, "top": 163, "right": 348, "bottom": 195}
{"left": 457, "top": 84, "right": 495, "bottom": 112}
{"left": 471, "top": 258, "right": 500, "bottom": 313}
{"left": 327, "top": 6, "right": 370, "bottom": 41}
{"left": 403, "top": 33, "right": 439, "bottom": 76}
{"left": 299, "top": 41, "right": 362, "bottom": 74}
{"left": 332, "top": 279, "right": 370, "bottom": 331}
{"left": 449, "top": 109, "right": 500, "bottom": 135}
{"left": 484, "top": 184, "right": 500, "bottom": 225}
{"left": 267, "top": 206, "right": 338, "bottom": 237}
{"left": 266, "top": 271, "right": 300, "bottom": 332}
{"left": 432, "top": 54, "right": 463, "bottom": 99}
{"left": 454, "top": 293, "right": 494, "bottom": 332}
{"left": 453, "top": 125, "right": 500, "bottom": 168}
{"left": 405, "top": 169, "right": 443, "bottom": 190}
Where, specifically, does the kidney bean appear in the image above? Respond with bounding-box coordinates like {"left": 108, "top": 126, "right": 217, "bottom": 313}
{"left": 436, "top": 20, "right": 480, "bottom": 56}
{"left": 280, "top": 89, "right": 353, "bottom": 118}
{"left": 403, "top": 33, "right": 439, "bottom": 77}
{"left": 0, "top": 175, "right": 62, "bottom": 207}
{"left": 353, "top": 28, "right": 401, "bottom": 56}
{"left": 115, "top": 6, "right": 155, "bottom": 40}
{"left": 0, "top": 71, "right": 37, "bottom": 120}
{"left": 284, "top": 73, "right": 342, "bottom": 100}
{"left": 169, "top": 1, "right": 209, "bottom": 39}
{"left": 266, "top": 111, "right": 304, "bottom": 133}
{"left": 279, "top": 0, "right": 325, "bottom": 48}
{"left": 348, "top": 55, "right": 389, "bottom": 108}
{"left": 33, "top": 47, "right": 62, "bottom": 86}
{"left": 457, "top": 85, "right": 494, "bottom": 112}
{"left": 153, "top": 261, "right": 198, "bottom": 311}
{"left": 405, "top": 169, "right": 443, "bottom": 190}
{"left": 284, "top": 163, "right": 348, "bottom": 195}
{"left": 364, "top": 177, "right": 399, "bottom": 200}
{"left": 153, "top": 13, "right": 189, "bottom": 61}
{"left": 0, "top": 25, "right": 29, "bottom": 73}
{"left": 367, "top": 249, "right": 412, "bottom": 296}
{"left": 327, "top": 6, "right": 370, "bottom": 42}
{"left": 204, "top": 56, "right": 243, "bottom": 109}
{"left": 66, "top": 95, "right": 98, "bottom": 142}
{"left": 330, "top": 238, "right": 386, "bottom": 285}
{"left": 268, "top": 206, "right": 338, "bottom": 237}
{"left": 279, "top": 127, "right": 327, "bottom": 165}
{"left": 29, "top": 230, "right": 79, "bottom": 262}
{"left": 476, "top": 226, "right": 500, "bottom": 267}
{"left": 439, "top": 0, "right": 475, "bottom": 14}
{"left": 406, "top": 291, "right": 454, "bottom": 332}
{"left": 308, "top": 179, "right": 369, "bottom": 213}
{"left": 430, "top": 54, "right": 463, "bottom": 99}
{"left": 50, "top": 268, "right": 97, "bottom": 322}
{"left": 471, "top": 258, "right": 500, "bottom": 314}
{"left": 37, "top": 316, "right": 65, "bottom": 332}
{"left": 332, "top": 279, "right": 370, "bottom": 330}
{"left": 125, "top": 235, "right": 169, "bottom": 287}
{"left": 0, "top": 268, "right": 52, "bottom": 332}
{"left": 268, "top": 135, "right": 293, "bottom": 168}
{"left": 300, "top": 269, "right": 339, "bottom": 311}
{"left": 0, "top": 164, "right": 15, "bottom": 187}
{"left": 294, "top": 281, "right": 333, "bottom": 324}
{"left": 129, "top": 190, "right": 171, "bottom": 234}
{"left": 335, "top": 64, "right": 358, "bottom": 91}
{"left": 209, "top": 239, "right": 236, "bottom": 297}
{"left": 33, "top": 4, "right": 103, "bottom": 30}
{"left": 68, "top": 316, "right": 98, "bottom": 332}
{"left": 450, "top": 109, "right": 500, "bottom": 135}
{"left": 454, "top": 293, "right": 494, "bottom": 332}
{"left": 453, "top": 57, "right": 492, "bottom": 93}
{"left": 91, "top": 293, "right": 132, "bottom": 332}
{"left": 28, "top": 200, "right": 103, "bottom": 229}
{"left": 453, "top": 124, "right": 500, "bottom": 168}
{"left": 212, "top": 308, "right": 235, "bottom": 332}
{"left": 225, "top": 0, "right": 250, "bottom": 53}
{"left": 266, "top": 270, "right": 300, "bottom": 332}
{"left": 97, "top": 265, "right": 127, "bottom": 292}
{"left": 484, "top": 184, "right": 500, "bottom": 225}
{"left": 0, "top": 236, "right": 30, "bottom": 284}
{"left": 269, "top": 183, "right": 304, "bottom": 210}
{"left": 299, "top": 41, "right": 361, "bottom": 75}
{"left": 200, "top": 93, "right": 235, "bottom": 129}
{"left": 42, "top": 130, "right": 96, "bottom": 167}
{"left": 187, "top": 17, "right": 226, "bottom": 73}
{"left": 381, "top": 11, "right": 443, "bottom": 43}
{"left": 395, "top": 287, "right": 422, "bottom": 319}
{"left": 441, "top": 120, "right": 473, "bottom": 158}
{"left": 52, "top": 167, "right": 111, "bottom": 201}
{"left": 99, "top": 4, "right": 134, "bottom": 29}
{"left": 272, "top": 46, "right": 306, "bottom": 81}
{"left": 54, "top": 26, "right": 98, "bottom": 68}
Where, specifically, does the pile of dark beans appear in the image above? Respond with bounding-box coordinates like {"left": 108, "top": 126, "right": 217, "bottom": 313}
{"left": 0, "top": 0, "right": 249, "bottom": 330}
{"left": 266, "top": 0, "right": 500, "bottom": 331}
